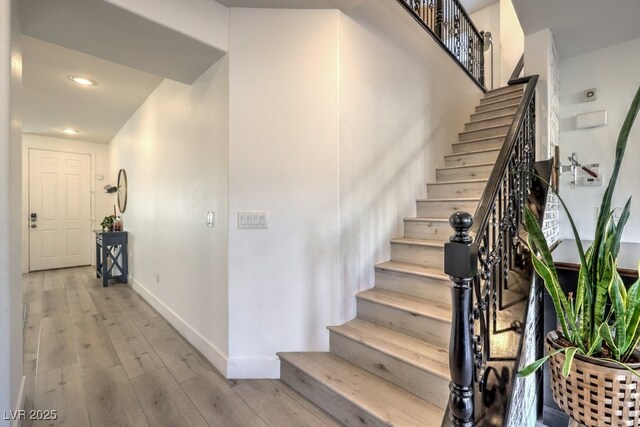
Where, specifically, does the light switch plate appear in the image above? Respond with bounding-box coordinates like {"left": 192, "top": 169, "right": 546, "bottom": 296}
{"left": 238, "top": 211, "right": 268, "bottom": 229}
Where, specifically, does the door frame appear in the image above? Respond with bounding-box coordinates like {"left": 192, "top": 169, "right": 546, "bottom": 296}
{"left": 22, "top": 138, "right": 98, "bottom": 273}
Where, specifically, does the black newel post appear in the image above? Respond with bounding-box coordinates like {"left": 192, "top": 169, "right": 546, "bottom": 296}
{"left": 444, "top": 212, "right": 477, "bottom": 427}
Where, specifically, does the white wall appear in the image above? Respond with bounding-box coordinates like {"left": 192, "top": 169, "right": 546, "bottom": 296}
{"left": 525, "top": 28, "right": 554, "bottom": 160}
{"left": 109, "top": 58, "right": 230, "bottom": 374}
{"left": 227, "top": 8, "right": 341, "bottom": 378}
{"left": 558, "top": 36, "right": 640, "bottom": 242}
{"left": 472, "top": 2, "right": 500, "bottom": 89}
{"left": 21, "top": 134, "right": 112, "bottom": 273}
{"left": 0, "top": 0, "right": 23, "bottom": 420}
{"left": 338, "top": 0, "right": 482, "bottom": 321}
{"left": 226, "top": 3, "right": 481, "bottom": 378}
{"left": 499, "top": 0, "right": 523, "bottom": 84}
{"left": 471, "top": 0, "right": 523, "bottom": 88}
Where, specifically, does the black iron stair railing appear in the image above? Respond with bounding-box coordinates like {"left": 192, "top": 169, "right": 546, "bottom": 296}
{"left": 443, "top": 72, "right": 543, "bottom": 426}
{"left": 397, "top": 0, "right": 485, "bottom": 90}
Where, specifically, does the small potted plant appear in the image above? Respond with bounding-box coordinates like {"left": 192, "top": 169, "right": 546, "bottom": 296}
{"left": 518, "top": 86, "right": 640, "bottom": 426}
{"left": 101, "top": 215, "right": 116, "bottom": 232}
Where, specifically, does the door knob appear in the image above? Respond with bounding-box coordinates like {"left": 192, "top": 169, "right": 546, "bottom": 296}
{"left": 30, "top": 224, "right": 37, "bottom": 228}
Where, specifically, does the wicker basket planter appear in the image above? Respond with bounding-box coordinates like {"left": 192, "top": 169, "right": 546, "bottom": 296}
{"left": 547, "top": 331, "right": 640, "bottom": 427}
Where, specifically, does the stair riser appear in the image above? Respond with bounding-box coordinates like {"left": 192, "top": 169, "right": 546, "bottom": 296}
{"left": 485, "top": 84, "right": 524, "bottom": 97}
{"left": 480, "top": 91, "right": 522, "bottom": 105}
{"left": 280, "top": 360, "right": 385, "bottom": 427}
{"left": 444, "top": 150, "right": 500, "bottom": 167}
{"left": 416, "top": 200, "right": 478, "bottom": 218}
{"left": 459, "top": 125, "right": 510, "bottom": 142}
{"left": 436, "top": 164, "right": 493, "bottom": 181}
{"left": 465, "top": 115, "right": 514, "bottom": 131}
{"left": 329, "top": 333, "right": 449, "bottom": 409}
{"left": 476, "top": 98, "right": 521, "bottom": 112}
{"left": 375, "top": 269, "right": 450, "bottom": 304}
{"left": 403, "top": 220, "right": 450, "bottom": 241}
{"left": 471, "top": 105, "right": 518, "bottom": 121}
{"left": 390, "top": 243, "right": 443, "bottom": 270}
{"left": 427, "top": 181, "right": 486, "bottom": 199}
{"left": 356, "top": 299, "right": 450, "bottom": 348}
{"left": 452, "top": 137, "right": 504, "bottom": 154}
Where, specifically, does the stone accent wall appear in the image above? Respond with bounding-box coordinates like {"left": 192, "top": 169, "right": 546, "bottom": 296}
{"left": 543, "top": 33, "right": 560, "bottom": 247}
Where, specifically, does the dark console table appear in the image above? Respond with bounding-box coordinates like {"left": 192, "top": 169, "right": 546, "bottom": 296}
{"left": 95, "top": 230, "right": 128, "bottom": 287}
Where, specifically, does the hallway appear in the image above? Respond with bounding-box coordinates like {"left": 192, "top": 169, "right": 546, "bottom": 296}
{"left": 22, "top": 267, "right": 339, "bottom": 427}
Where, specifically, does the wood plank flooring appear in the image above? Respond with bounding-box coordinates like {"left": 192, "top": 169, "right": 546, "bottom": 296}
{"left": 23, "top": 266, "right": 340, "bottom": 427}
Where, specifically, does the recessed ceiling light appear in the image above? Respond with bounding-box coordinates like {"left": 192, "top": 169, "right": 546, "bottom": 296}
{"left": 68, "top": 76, "right": 96, "bottom": 86}
{"left": 60, "top": 128, "right": 80, "bottom": 135}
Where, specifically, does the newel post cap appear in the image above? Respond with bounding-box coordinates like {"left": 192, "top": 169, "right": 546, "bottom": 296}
{"left": 449, "top": 212, "right": 473, "bottom": 244}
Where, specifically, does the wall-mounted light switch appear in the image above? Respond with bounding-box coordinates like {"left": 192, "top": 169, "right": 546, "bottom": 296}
{"left": 207, "top": 211, "right": 215, "bottom": 227}
{"left": 238, "top": 211, "right": 268, "bottom": 229}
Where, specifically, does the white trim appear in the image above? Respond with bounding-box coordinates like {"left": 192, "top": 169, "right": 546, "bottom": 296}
{"left": 226, "top": 357, "right": 280, "bottom": 379}
{"left": 11, "top": 375, "right": 25, "bottom": 427}
{"left": 128, "top": 276, "right": 228, "bottom": 377}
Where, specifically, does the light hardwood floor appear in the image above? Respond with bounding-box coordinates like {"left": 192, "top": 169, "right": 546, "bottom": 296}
{"left": 22, "top": 266, "right": 341, "bottom": 427}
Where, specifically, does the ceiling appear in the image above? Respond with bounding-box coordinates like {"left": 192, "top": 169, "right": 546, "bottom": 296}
{"left": 512, "top": 0, "right": 640, "bottom": 59}
{"left": 19, "top": 0, "right": 226, "bottom": 144}
{"left": 22, "top": 36, "right": 163, "bottom": 143}
{"left": 216, "top": 0, "right": 361, "bottom": 10}
{"left": 459, "top": 0, "right": 497, "bottom": 14}
{"left": 18, "top": 0, "right": 225, "bottom": 84}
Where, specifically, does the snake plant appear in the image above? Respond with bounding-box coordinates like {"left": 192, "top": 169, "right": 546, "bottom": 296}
{"left": 519, "top": 86, "right": 640, "bottom": 377}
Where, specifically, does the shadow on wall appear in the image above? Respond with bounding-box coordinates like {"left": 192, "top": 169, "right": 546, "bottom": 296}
{"left": 339, "top": 113, "right": 446, "bottom": 321}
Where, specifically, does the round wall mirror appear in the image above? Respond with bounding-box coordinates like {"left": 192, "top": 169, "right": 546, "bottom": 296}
{"left": 117, "top": 169, "right": 128, "bottom": 213}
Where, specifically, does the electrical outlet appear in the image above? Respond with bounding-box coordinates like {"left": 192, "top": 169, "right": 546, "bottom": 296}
{"left": 238, "top": 211, "right": 268, "bottom": 229}
{"left": 155, "top": 272, "right": 160, "bottom": 283}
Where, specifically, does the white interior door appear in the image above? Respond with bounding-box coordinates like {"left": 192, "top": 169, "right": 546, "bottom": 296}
{"left": 29, "top": 149, "right": 91, "bottom": 271}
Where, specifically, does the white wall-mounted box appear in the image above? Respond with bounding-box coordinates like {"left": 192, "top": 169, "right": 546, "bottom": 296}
{"left": 576, "top": 110, "right": 607, "bottom": 129}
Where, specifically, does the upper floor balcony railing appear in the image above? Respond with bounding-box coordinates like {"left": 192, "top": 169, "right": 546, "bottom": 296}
{"left": 397, "top": 0, "right": 486, "bottom": 90}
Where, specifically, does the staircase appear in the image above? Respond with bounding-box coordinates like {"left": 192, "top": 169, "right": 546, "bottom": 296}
{"left": 278, "top": 83, "right": 526, "bottom": 426}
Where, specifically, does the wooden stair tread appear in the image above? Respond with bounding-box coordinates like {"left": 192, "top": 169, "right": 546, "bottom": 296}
{"left": 437, "top": 162, "right": 494, "bottom": 171}
{"left": 468, "top": 112, "right": 515, "bottom": 124}
{"left": 485, "top": 83, "right": 525, "bottom": 96}
{"left": 329, "top": 319, "right": 449, "bottom": 379}
{"left": 390, "top": 237, "right": 445, "bottom": 247}
{"left": 403, "top": 217, "right": 449, "bottom": 222}
{"left": 459, "top": 123, "right": 511, "bottom": 136}
{"left": 427, "top": 178, "right": 488, "bottom": 185}
{"left": 480, "top": 93, "right": 522, "bottom": 106}
{"left": 278, "top": 352, "right": 445, "bottom": 425}
{"left": 453, "top": 134, "right": 506, "bottom": 145}
{"left": 445, "top": 147, "right": 500, "bottom": 157}
{"left": 374, "top": 260, "right": 449, "bottom": 282}
{"left": 415, "top": 197, "right": 480, "bottom": 202}
{"left": 474, "top": 102, "right": 520, "bottom": 113}
{"left": 356, "top": 288, "right": 451, "bottom": 323}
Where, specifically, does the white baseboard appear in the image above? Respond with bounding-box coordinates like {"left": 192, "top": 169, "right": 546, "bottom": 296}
{"left": 12, "top": 375, "right": 25, "bottom": 427}
{"left": 128, "top": 276, "right": 228, "bottom": 377}
{"left": 226, "top": 357, "right": 280, "bottom": 379}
